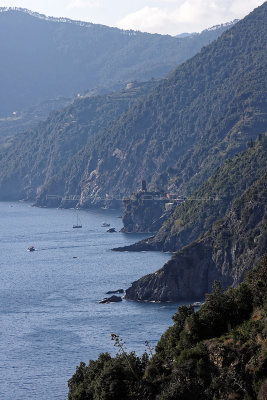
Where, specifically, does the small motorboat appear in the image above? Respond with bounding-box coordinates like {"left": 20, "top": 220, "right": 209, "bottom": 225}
{"left": 101, "top": 222, "right": 110, "bottom": 227}
{"left": 28, "top": 245, "right": 35, "bottom": 252}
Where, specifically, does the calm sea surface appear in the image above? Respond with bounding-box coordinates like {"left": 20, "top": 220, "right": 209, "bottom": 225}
{"left": 0, "top": 202, "right": 187, "bottom": 400}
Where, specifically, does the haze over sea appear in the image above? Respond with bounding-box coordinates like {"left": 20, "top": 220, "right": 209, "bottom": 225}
{"left": 0, "top": 202, "right": 188, "bottom": 400}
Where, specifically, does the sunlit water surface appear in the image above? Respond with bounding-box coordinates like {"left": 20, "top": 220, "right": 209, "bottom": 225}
{"left": 0, "top": 202, "right": 188, "bottom": 399}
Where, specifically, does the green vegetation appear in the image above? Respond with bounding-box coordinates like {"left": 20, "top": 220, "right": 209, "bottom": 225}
{"left": 68, "top": 254, "right": 267, "bottom": 400}
{"left": 152, "top": 133, "right": 267, "bottom": 252}
{"left": 0, "top": 96, "right": 73, "bottom": 148}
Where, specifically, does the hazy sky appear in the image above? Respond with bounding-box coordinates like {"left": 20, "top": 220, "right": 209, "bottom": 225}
{"left": 0, "top": 0, "right": 265, "bottom": 35}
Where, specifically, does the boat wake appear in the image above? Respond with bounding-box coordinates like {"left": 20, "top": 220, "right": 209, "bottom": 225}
{"left": 38, "top": 244, "right": 88, "bottom": 251}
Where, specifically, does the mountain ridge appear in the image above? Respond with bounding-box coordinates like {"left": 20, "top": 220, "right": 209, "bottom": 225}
{"left": 0, "top": 7, "right": 238, "bottom": 36}
{"left": 0, "top": 7, "right": 235, "bottom": 118}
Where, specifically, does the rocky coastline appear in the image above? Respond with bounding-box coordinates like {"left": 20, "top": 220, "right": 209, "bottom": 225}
{"left": 125, "top": 173, "right": 267, "bottom": 302}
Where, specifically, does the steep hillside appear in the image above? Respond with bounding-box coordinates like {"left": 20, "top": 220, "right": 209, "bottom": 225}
{"left": 68, "top": 254, "right": 267, "bottom": 400}
{"left": 0, "top": 95, "right": 72, "bottom": 148}
{"left": 0, "top": 7, "right": 233, "bottom": 118}
{"left": 118, "top": 133, "right": 267, "bottom": 250}
{"left": 125, "top": 171, "right": 267, "bottom": 302}
{"left": 0, "top": 82, "right": 155, "bottom": 201}
{"left": 35, "top": 3, "right": 267, "bottom": 208}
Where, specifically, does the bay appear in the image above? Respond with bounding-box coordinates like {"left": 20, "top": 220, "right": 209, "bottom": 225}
{"left": 0, "top": 202, "right": 185, "bottom": 400}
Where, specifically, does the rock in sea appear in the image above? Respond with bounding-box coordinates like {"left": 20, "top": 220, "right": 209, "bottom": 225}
{"left": 98, "top": 295, "right": 122, "bottom": 304}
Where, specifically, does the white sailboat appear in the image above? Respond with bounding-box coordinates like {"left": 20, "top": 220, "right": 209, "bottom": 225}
{"left": 73, "top": 214, "right": 82, "bottom": 228}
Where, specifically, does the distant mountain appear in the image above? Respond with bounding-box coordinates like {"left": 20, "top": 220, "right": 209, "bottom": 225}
{"left": 125, "top": 171, "right": 267, "bottom": 302}
{"left": 0, "top": 7, "right": 235, "bottom": 118}
{"left": 33, "top": 3, "right": 266, "bottom": 208}
{"left": 175, "top": 33, "right": 197, "bottom": 38}
{"left": 175, "top": 20, "right": 238, "bottom": 38}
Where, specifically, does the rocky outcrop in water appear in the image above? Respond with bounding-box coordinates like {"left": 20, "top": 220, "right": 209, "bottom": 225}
{"left": 98, "top": 295, "right": 122, "bottom": 304}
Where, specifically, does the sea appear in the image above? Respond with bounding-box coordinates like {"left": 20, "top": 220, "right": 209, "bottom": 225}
{"left": 0, "top": 201, "right": 188, "bottom": 400}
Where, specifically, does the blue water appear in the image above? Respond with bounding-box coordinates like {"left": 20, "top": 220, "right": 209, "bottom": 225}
{"left": 0, "top": 202, "right": 186, "bottom": 400}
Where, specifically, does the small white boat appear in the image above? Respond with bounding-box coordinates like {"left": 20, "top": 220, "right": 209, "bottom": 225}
{"left": 101, "top": 222, "right": 110, "bottom": 227}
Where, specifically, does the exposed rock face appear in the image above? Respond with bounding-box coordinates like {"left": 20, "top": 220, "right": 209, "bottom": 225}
{"left": 126, "top": 243, "right": 220, "bottom": 301}
{"left": 258, "top": 380, "right": 267, "bottom": 400}
{"left": 203, "top": 336, "right": 267, "bottom": 398}
{"left": 121, "top": 191, "right": 173, "bottom": 233}
{"left": 125, "top": 173, "right": 267, "bottom": 302}
{"left": 112, "top": 236, "right": 157, "bottom": 252}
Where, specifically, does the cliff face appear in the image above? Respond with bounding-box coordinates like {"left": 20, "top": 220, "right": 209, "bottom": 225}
{"left": 125, "top": 173, "right": 267, "bottom": 302}
{"left": 121, "top": 191, "right": 175, "bottom": 233}
{"left": 126, "top": 243, "right": 217, "bottom": 301}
